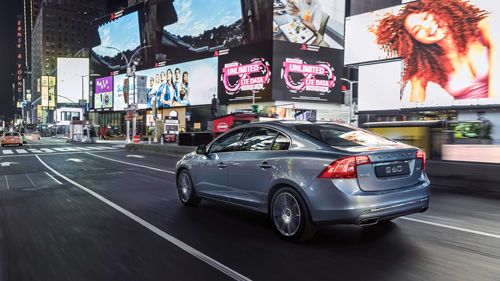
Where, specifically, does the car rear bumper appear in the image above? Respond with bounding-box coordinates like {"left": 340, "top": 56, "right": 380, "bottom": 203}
{"left": 303, "top": 173, "right": 430, "bottom": 225}
{"left": 1, "top": 140, "right": 21, "bottom": 145}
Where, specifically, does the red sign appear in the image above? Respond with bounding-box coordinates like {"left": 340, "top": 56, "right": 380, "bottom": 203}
{"left": 217, "top": 122, "right": 229, "bottom": 131}
{"left": 133, "top": 135, "right": 140, "bottom": 143}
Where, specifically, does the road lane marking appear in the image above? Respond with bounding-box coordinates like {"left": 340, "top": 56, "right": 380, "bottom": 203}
{"left": 87, "top": 153, "right": 175, "bottom": 174}
{"left": 35, "top": 155, "right": 251, "bottom": 281}
{"left": 16, "top": 149, "right": 28, "bottom": 154}
{"left": 2, "top": 150, "right": 13, "bottom": 154}
{"left": 0, "top": 162, "right": 19, "bottom": 167}
{"left": 25, "top": 173, "right": 36, "bottom": 187}
{"left": 400, "top": 217, "right": 500, "bottom": 240}
{"left": 0, "top": 150, "right": 124, "bottom": 158}
{"left": 5, "top": 175, "right": 9, "bottom": 189}
{"left": 44, "top": 172, "right": 63, "bottom": 185}
{"left": 41, "top": 148, "right": 55, "bottom": 153}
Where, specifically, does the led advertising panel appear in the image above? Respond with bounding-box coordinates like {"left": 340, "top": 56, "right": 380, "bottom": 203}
{"left": 41, "top": 76, "right": 49, "bottom": 108}
{"left": 141, "top": 0, "right": 272, "bottom": 65}
{"left": 273, "top": 0, "right": 345, "bottom": 50}
{"left": 113, "top": 57, "right": 218, "bottom": 111}
{"left": 218, "top": 41, "right": 273, "bottom": 104}
{"left": 57, "top": 58, "right": 90, "bottom": 104}
{"left": 349, "top": 0, "right": 500, "bottom": 110}
{"left": 91, "top": 11, "right": 141, "bottom": 75}
{"left": 95, "top": 76, "right": 113, "bottom": 111}
{"left": 272, "top": 41, "right": 343, "bottom": 103}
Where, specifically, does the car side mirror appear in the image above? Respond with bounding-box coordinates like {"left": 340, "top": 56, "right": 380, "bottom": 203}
{"left": 196, "top": 144, "right": 207, "bottom": 154}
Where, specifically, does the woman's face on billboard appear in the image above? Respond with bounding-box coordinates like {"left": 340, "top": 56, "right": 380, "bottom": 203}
{"left": 405, "top": 12, "right": 447, "bottom": 44}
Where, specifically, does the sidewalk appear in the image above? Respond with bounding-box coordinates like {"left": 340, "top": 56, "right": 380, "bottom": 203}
{"left": 125, "top": 142, "right": 195, "bottom": 156}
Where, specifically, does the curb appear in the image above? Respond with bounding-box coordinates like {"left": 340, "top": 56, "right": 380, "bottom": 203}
{"left": 125, "top": 143, "right": 195, "bottom": 156}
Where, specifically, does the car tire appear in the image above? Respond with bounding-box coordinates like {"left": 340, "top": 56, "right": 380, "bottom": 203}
{"left": 271, "top": 187, "right": 317, "bottom": 242}
{"left": 177, "top": 170, "right": 201, "bottom": 206}
{"left": 19, "top": 143, "right": 22, "bottom": 146}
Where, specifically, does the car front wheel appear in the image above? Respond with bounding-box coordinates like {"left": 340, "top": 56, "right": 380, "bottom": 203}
{"left": 271, "top": 187, "right": 317, "bottom": 242}
{"left": 177, "top": 170, "right": 201, "bottom": 206}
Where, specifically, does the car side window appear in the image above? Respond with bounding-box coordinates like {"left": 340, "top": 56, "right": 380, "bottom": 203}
{"left": 272, "top": 133, "right": 291, "bottom": 150}
{"left": 239, "top": 127, "right": 278, "bottom": 151}
{"left": 209, "top": 129, "right": 247, "bottom": 154}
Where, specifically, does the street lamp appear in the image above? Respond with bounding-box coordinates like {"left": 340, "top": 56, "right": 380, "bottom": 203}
{"left": 105, "top": 45, "right": 152, "bottom": 143}
{"left": 341, "top": 78, "right": 358, "bottom": 126}
{"left": 74, "top": 73, "right": 100, "bottom": 121}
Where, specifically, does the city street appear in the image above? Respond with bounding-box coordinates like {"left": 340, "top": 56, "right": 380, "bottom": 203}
{"left": 0, "top": 138, "right": 499, "bottom": 281}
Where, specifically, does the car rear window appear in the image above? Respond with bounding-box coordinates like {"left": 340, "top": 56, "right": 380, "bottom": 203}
{"left": 294, "top": 124, "right": 397, "bottom": 147}
{"left": 4, "top": 133, "right": 18, "bottom": 136}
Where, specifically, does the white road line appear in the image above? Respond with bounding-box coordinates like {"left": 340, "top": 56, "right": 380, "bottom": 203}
{"left": 5, "top": 175, "right": 9, "bottom": 189}
{"left": 86, "top": 153, "right": 175, "bottom": 174}
{"left": 400, "top": 217, "right": 500, "bottom": 240}
{"left": 44, "top": 172, "right": 63, "bottom": 185}
{"left": 25, "top": 173, "right": 36, "bottom": 187}
{"left": 2, "top": 150, "right": 13, "bottom": 155}
{"left": 0, "top": 150, "right": 124, "bottom": 158}
{"left": 41, "top": 148, "right": 55, "bottom": 153}
{"left": 16, "top": 149, "right": 28, "bottom": 154}
{"left": 35, "top": 155, "right": 251, "bottom": 281}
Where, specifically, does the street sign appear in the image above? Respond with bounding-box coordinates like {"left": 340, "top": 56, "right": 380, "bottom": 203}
{"left": 129, "top": 103, "right": 138, "bottom": 111}
{"left": 79, "top": 99, "right": 86, "bottom": 106}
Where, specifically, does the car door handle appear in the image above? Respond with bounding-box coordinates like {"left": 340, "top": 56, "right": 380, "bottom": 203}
{"left": 259, "top": 162, "right": 272, "bottom": 169}
{"left": 217, "top": 162, "right": 227, "bottom": 168}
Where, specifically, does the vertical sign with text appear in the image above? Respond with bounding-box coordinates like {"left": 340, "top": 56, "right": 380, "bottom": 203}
{"left": 16, "top": 15, "right": 24, "bottom": 104}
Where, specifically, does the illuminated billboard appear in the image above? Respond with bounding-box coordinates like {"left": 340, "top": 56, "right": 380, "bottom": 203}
{"left": 113, "top": 57, "right": 218, "bottom": 111}
{"left": 57, "top": 58, "right": 90, "bottom": 104}
{"left": 349, "top": 0, "right": 500, "bottom": 110}
{"left": 273, "top": 0, "right": 345, "bottom": 50}
{"left": 272, "top": 41, "right": 343, "bottom": 103}
{"left": 95, "top": 76, "right": 113, "bottom": 111}
{"left": 218, "top": 41, "right": 273, "bottom": 103}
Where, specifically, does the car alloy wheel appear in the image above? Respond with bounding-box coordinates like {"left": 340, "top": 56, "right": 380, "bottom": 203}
{"left": 271, "top": 187, "right": 317, "bottom": 242}
{"left": 273, "top": 192, "right": 301, "bottom": 237}
{"left": 177, "top": 170, "right": 201, "bottom": 206}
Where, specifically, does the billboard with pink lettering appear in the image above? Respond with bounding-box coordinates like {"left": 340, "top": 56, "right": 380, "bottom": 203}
{"left": 218, "top": 41, "right": 273, "bottom": 103}
{"left": 272, "top": 41, "right": 343, "bottom": 103}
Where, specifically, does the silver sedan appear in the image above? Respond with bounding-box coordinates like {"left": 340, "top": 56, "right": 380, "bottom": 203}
{"left": 176, "top": 121, "right": 430, "bottom": 242}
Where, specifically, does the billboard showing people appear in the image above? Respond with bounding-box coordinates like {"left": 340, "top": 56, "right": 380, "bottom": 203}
{"left": 273, "top": 0, "right": 345, "bottom": 49}
{"left": 113, "top": 57, "right": 217, "bottom": 111}
{"left": 347, "top": 0, "right": 500, "bottom": 110}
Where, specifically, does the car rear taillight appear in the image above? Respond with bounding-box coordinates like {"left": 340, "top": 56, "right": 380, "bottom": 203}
{"left": 318, "top": 156, "right": 371, "bottom": 179}
{"left": 416, "top": 150, "right": 426, "bottom": 170}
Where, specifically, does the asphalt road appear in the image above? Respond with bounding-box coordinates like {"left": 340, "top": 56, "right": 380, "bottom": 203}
{"left": 0, "top": 138, "right": 499, "bottom": 281}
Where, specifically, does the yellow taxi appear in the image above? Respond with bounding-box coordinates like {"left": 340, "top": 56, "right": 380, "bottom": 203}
{"left": 1, "top": 132, "right": 23, "bottom": 147}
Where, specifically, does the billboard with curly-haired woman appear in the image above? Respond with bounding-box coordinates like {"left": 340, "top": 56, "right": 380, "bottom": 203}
{"left": 347, "top": 0, "right": 500, "bottom": 110}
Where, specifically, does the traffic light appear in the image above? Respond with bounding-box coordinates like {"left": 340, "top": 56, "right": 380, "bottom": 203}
{"left": 251, "top": 104, "right": 259, "bottom": 113}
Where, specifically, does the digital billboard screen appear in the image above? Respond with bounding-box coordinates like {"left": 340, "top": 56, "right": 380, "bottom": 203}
{"left": 272, "top": 0, "right": 345, "bottom": 50}
{"left": 57, "top": 58, "right": 90, "bottom": 104}
{"left": 348, "top": 0, "right": 500, "bottom": 110}
{"left": 217, "top": 41, "right": 273, "bottom": 104}
{"left": 95, "top": 76, "right": 113, "bottom": 111}
{"left": 113, "top": 57, "right": 218, "bottom": 111}
{"left": 272, "top": 41, "right": 343, "bottom": 104}
{"left": 91, "top": 10, "right": 141, "bottom": 76}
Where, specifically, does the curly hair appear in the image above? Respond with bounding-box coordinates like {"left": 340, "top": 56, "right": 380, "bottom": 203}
{"left": 370, "top": 0, "right": 489, "bottom": 92}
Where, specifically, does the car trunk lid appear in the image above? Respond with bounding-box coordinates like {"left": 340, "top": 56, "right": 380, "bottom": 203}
{"left": 336, "top": 144, "right": 423, "bottom": 192}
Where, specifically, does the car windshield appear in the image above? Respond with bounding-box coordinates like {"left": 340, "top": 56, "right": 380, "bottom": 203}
{"left": 294, "top": 124, "right": 397, "bottom": 147}
{"left": 4, "top": 133, "right": 18, "bottom": 136}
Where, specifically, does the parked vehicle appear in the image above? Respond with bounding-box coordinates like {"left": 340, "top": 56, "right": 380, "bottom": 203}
{"left": 176, "top": 121, "right": 430, "bottom": 242}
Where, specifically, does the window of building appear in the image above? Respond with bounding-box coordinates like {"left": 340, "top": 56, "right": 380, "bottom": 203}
{"left": 61, "top": 112, "right": 80, "bottom": 121}
{"left": 51, "top": 50, "right": 55, "bottom": 54}
{"left": 51, "top": 43, "right": 55, "bottom": 47}
{"left": 51, "top": 36, "right": 54, "bottom": 41}
{"left": 51, "top": 64, "right": 55, "bottom": 68}
{"left": 46, "top": 63, "right": 49, "bottom": 68}
{"left": 58, "top": 16, "right": 62, "bottom": 21}
{"left": 46, "top": 50, "right": 49, "bottom": 54}
{"left": 71, "top": 46, "right": 74, "bottom": 49}
{"left": 64, "top": 44, "right": 68, "bottom": 49}
{"left": 71, "top": 39, "right": 74, "bottom": 43}
{"left": 58, "top": 23, "right": 61, "bottom": 27}
{"left": 58, "top": 51, "right": 62, "bottom": 55}
{"left": 58, "top": 43, "right": 62, "bottom": 48}
{"left": 46, "top": 36, "right": 49, "bottom": 40}
{"left": 46, "top": 42, "right": 50, "bottom": 47}
{"left": 52, "top": 57, "right": 55, "bottom": 61}
{"left": 64, "top": 38, "right": 68, "bottom": 42}
{"left": 58, "top": 37, "right": 61, "bottom": 41}
{"left": 46, "top": 57, "right": 49, "bottom": 61}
